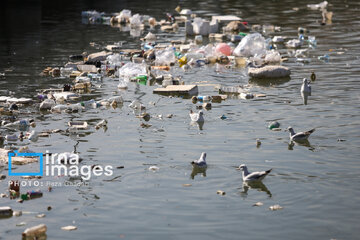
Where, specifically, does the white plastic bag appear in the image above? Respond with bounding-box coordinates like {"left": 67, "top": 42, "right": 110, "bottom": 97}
{"left": 233, "top": 33, "right": 266, "bottom": 57}
{"left": 155, "top": 47, "right": 175, "bottom": 66}
{"left": 118, "top": 62, "right": 147, "bottom": 82}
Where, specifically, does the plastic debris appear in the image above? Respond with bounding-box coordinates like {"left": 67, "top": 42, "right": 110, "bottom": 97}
{"left": 268, "top": 121, "right": 280, "bottom": 130}
{"left": 216, "top": 190, "right": 226, "bottom": 195}
{"left": 269, "top": 204, "right": 284, "bottom": 211}
{"left": 22, "top": 224, "right": 47, "bottom": 238}
{"left": 148, "top": 166, "right": 159, "bottom": 171}
{"left": 0, "top": 206, "right": 13, "bottom": 218}
{"left": 61, "top": 225, "right": 78, "bottom": 231}
{"left": 233, "top": 33, "right": 266, "bottom": 57}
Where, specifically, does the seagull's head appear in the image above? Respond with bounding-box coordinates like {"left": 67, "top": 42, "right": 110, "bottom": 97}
{"left": 286, "top": 127, "right": 295, "bottom": 133}
{"left": 303, "top": 78, "right": 308, "bottom": 83}
{"left": 239, "top": 164, "right": 247, "bottom": 171}
{"left": 199, "top": 110, "right": 204, "bottom": 116}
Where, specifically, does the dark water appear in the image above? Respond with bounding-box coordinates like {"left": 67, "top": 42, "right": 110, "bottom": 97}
{"left": 1, "top": 0, "right": 360, "bottom": 239}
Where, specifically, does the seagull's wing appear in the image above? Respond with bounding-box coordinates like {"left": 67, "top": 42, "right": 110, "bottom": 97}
{"left": 304, "top": 128, "right": 315, "bottom": 135}
{"left": 244, "top": 169, "right": 272, "bottom": 181}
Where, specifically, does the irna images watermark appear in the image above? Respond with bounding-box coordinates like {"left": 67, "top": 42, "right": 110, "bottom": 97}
{"left": 8, "top": 150, "right": 113, "bottom": 181}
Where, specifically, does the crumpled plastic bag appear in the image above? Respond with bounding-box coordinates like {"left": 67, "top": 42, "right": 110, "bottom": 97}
{"left": 130, "top": 14, "right": 142, "bottom": 27}
{"left": 118, "top": 9, "right": 131, "bottom": 22}
{"left": 118, "top": 62, "right": 147, "bottom": 81}
{"left": 264, "top": 50, "right": 281, "bottom": 63}
{"left": 233, "top": 33, "right": 266, "bottom": 57}
{"left": 106, "top": 54, "right": 123, "bottom": 67}
{"left": 155, "top": 47, "right": 175, "bottom": 66}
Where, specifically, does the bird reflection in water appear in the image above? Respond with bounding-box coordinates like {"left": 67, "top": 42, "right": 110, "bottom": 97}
{"left": 301, "top": 91, "right": 310, "bottom": 105}
{"left": 190, "top": 121, "right": 204, "bottom": 131}
{"left": 240, "top": 181, "right": 272, "bottom": 198}
{"left": 288, "top": 139, "right": 315, "bottom": 151}
{"left": 190, "top": 165, "right": 207, "bottom": 179}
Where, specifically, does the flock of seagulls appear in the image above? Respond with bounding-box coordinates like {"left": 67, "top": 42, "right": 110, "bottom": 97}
{"left": 188, "top": 76, "right": 317, "bottom": 185}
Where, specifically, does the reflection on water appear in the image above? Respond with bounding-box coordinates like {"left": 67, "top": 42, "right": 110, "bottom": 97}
{"left": 248, "top": 76, "right": 291, "bottom": 87}
{"left": 288, "top": 140, "right": 315, "bottom": 151}
{"left": 240, "top": 181, "right": 272, "bottom": 198}
{"left": 191, "top": 165, "right": 207, "bottom": 179}
{"left": 301, "top": 91, "right": 310, "bottom": 105}
{"left": 190, "top": 121, "right": 204, "bottom": 130}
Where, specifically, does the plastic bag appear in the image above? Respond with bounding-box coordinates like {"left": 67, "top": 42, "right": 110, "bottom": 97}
{"left": 264, "top": 50, "right": 281, "bottom": 63}
{"left": 119, "top": 9, "right": 131, "bottom": 22}
{"left": 118, "top": 62, "right": 147, "bottom": 82}
{"left": 155, "top": 47, "right": 175, "bottom": 66}
{"left": 233, "top": 33, "right": 266, "bottom": 57}
{"left": 130, "top": 14, "right": 141, "bottom": 27}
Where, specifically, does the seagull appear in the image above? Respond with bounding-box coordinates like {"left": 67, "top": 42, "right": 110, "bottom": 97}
{"left": 238, "top": 164, "right": 272, "bottom": 182}
{"left": 191, "top": 152, "right": 207, "bottom": 168}
{"left": 189, "top": 110, "right": 204, "bottom": 122}
{"left": 287, "top": 126, "right": 315, "bottom": 142}
{"left": 301, "top": 78, "right": 311, "bottom": 96}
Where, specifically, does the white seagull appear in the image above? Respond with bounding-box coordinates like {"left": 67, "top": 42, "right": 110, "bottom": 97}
{"left": 189, "top": 110, "right": 204, "bottom": 122}
{"left": 238, "top": 164, "right": 272, "bottom": 182}
{"left": 287, "top": 126, "right": 315, "bottom": 142}
{"left": 191, "top": 152, "right": 207, "bottom": 168}
{"left": 301, "top": 78, "right": 311, "bottom": 96}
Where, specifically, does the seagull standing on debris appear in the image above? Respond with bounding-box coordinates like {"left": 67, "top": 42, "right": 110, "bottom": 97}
{"left": 191, "top": 152, "right": 207, "bottom": 168}
{"left": 189, "top": 110, "right": 204, "bottom": 122}
{"left": 301, "top": 78, "right": 311, "bottom": 96}
{"left": 238, "top": 164, "right": 272, "bottom": 182}
{"left": 287, "top": 126, "right": 315, "bottom": 142}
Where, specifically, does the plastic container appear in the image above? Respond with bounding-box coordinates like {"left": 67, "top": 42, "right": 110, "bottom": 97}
{"left": 0, "top": 206, "right": 13, "bottom": 218}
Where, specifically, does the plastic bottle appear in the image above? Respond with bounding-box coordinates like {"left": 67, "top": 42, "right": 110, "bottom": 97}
{"left": 81, "top": 99, "right": 96, "bottom": 108}
{"left": 28, "top": 190, "right": 43, "bottom": 199}
{"left": 197, "top": 96, "right": 212, "bottom": 102}
{"left": 22, "top": 224, "right": 47, "bottom": 238}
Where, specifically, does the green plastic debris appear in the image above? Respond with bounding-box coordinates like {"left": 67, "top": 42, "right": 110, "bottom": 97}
{"left": 268, "top": 121, "right": 280, "bottom": 130}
